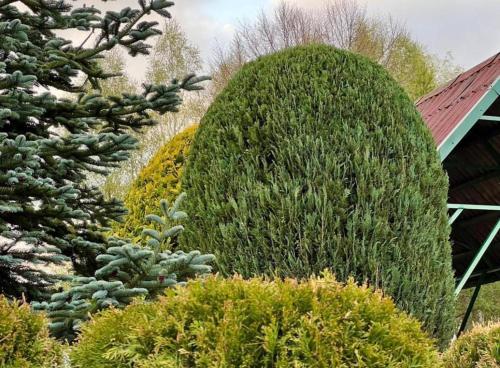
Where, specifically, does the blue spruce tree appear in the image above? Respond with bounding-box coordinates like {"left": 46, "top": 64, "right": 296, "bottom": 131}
{"left": 34, "top": 193, "right": 215, "bottom": 341}
{"left": 0, "top": 0, "right": 208, "bottom": 299}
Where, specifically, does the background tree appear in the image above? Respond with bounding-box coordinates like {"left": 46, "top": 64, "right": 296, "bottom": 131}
{"left": 210, "top": 0, "right": 455, "bottom": 100}
{"left": 84, "top": 48, "right": 139, "bottom": 199}
{"left": 95, "top": 20, "right": 207, "bottom": 200}
{"left": 0, "top": 0, "right": 207, "bottom": 300}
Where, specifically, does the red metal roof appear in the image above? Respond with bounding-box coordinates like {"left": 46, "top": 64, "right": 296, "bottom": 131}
{"left": 415, "top": 52, "right": 500, "bottom": 288}
{"left": 416, "top": 52, "right": 500, "bottom": 146}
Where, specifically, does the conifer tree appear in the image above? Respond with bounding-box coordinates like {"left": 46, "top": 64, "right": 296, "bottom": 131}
{"left": 34, "top": 193, "right": 215, "bottom": 341}
{"left": 181, "top": 45, "right": 455, "bottom": 345}
{"left": 0, "top": 0, "right": 208, "bottom": 299}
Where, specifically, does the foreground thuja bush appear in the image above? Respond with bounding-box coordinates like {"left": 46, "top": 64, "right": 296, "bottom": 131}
{"left": 442, "top": 322, "right": 500, "bottom": 368}
{"left": 181, "top": 44, "right": 455, "bottom": 345}
{"left": 70, "top": 273, "right": 441, "bottom": 368}
{"left": 113, "top": 125, "right": 197, "bottom": 241}
{"left": 0, "top": 295, "right": 62, "bottom": 367}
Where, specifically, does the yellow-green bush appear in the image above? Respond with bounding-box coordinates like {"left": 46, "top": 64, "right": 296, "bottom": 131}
{"left": 70, "top": 273, "right": 441, "bottom": 368}
{"left": 442, "top": 322, "right": 500, "bottom": 368}
{"left": 113, "top": 124, "right": 197, "bottom": 240}
{"left": 0, "top": 295, "right": 62, "bottom": 367}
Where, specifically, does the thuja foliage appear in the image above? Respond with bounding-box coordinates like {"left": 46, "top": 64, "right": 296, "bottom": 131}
{"left": 442, "top": 322, "right": 500, "bottom": 368}
{"left": 33, "top": 193, "right": 215, "bottom": 341}
{"left": 0, "top": 295, "right": 62, "bottom": 367}
{"left": 70, "top": 273, "right": 441, "bottom": 368}
{"left": 0, "top": 0, "right": 208, "bottom": 299}
{"left": 181, "top": 44, "right": 455, "bottom": 344}
{"left": 113, "top": 124, "right": 197, "bottom": 241}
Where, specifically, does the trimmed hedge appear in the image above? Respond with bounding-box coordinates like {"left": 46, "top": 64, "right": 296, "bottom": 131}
{"left": 442, "top": 322, "right": 500, "bottom": 368}
{"left": 0, "top": 295, "right": 62, "bottom": 367}
{"left": 180, "top": 44, "right": 455, "bottom": 344}
{"left": 113, "top": 124, "right": 197, "bottom": 240}
{"left": 70, "top": 273, "right": 441, "bottom": 368}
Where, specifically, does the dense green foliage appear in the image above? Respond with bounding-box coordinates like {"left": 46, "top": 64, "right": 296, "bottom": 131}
{"left": 0, "top": 295, "right": 62, "bottom": 367}
{"left": 0, "top": 0, "right": 207, "bottom": 299}
{"left": 70, "top": 273, "right": 441, "bottom": 368}
{"left": 113, "top": 125, "right": 197, "bottom": 240}
{"left": 442, "top": 322, "right": 500, "bottom": 368}
{"left": 181, "top": 44, "right": 455, "bottom": 344}
{"left": 34, "top": 193, "right": 215, "bottom": 341}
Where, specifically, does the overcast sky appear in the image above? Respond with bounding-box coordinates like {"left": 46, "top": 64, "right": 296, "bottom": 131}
{"left": 75, "top": 0, "right": 500, "bottom": 80}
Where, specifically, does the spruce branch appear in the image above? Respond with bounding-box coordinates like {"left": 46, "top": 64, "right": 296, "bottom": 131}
{"left": 33, "top": 193, "right": 215, "bottom": 341}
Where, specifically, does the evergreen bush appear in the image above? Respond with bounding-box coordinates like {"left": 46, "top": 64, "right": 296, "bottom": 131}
{"left": 181, "top": 44, "right": 455, "bottom": 344}
{"left": 0, "top": 295, "right": 62, "bottom": 367}
{"left": 442, "top": 322, "right": 500, "bottom": 368}
{"left": 113, "top": 125, "right": 197, "bottom": 240}
{"left": 0, "top": 0, "right": 207, "bottom": 300}
{"left": 70, "top": 273, "right": 441, "bottom": 368}
{"left": 34, "top": 193, "right": 215, "bottom": 341}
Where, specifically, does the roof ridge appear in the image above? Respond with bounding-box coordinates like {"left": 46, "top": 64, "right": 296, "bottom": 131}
{"left": 416, "top": 52, "right": 500, "bottom": 106}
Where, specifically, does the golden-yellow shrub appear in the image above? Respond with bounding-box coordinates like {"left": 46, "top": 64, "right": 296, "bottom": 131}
{"left": 0, "top": 295, "right": 62, "bottom": 367}
{"left": 113, "top": 125, "right": 197, "bottom": 240}
{"left": 442, "top": 322, "right": 500, "bottom": 368}
{"left": 70, "top": 273, "right": 442, "bottom": 368}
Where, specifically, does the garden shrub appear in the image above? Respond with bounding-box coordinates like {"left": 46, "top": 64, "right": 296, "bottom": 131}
{"left": 180, "top": 44, "right": 455, "bottom": 344}
{"left": 34, "top": 193, "right": 215, "bottom": 341}
{"left": 0, "top": 295, "right": 62, "bottom": 367}
{"left": 113, "top": 124, "right": 197, "bottom": 240}
{"left": 442, "top": 322, "right": 500, "bottom": 368}
{"left": 70, "top": 273, "right": 441, "bottom": 368}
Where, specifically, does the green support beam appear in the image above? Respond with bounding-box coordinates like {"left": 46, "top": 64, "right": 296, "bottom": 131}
{"left": 439, "top": 78, "right": 500, "bottom": 161}
{"left": 458, "top": 273, "right": 485, "bottom": 336}
{"left": 448, "top": 208, "right": 463, "bottom": 225}
{"left": 444, "top": 126, "right": 500, "bottom": 153}
{"left": 454, "top": 219, "right": 500, "bottom": 296}
{"left": 480, "top": 115, "right": 500, "bottom": 122}
{"left": 447, "top": 203, "right": 500, "bottom": 211}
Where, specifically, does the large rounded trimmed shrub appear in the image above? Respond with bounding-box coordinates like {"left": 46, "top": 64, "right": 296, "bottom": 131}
{"left": 181, "top": 44, "right": 455, "bottom": 344}
{"left": 442, "top": 322, "right": 500, "bottom": 368}
{"left": 70, "top": 274, "right": 441, "bottom": 368}
{"left": 113, "top": 124, "right": 197, "bottom": 239}
{"left": 0, "top": 295, "right": 62, "bottom": 367}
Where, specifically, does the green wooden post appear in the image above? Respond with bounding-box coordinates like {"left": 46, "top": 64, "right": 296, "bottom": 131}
{"left": 458, "top": 274, "right": 485, "bottom": 336}
{"left": 455, "top": 219, "right": 500, "bottom": 295}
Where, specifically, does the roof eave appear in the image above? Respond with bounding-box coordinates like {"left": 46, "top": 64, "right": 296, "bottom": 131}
{"left": 438, "top": 77, "right": 500, "bottom": 161}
